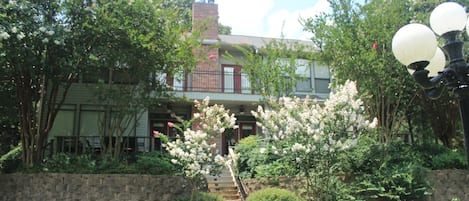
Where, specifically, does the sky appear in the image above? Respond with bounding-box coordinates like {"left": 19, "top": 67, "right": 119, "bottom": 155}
{"left": 216, "top": 0, "right": 331, "bottom": 40}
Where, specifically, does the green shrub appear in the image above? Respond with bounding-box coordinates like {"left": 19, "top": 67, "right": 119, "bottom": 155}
{"left": 342, "top": 140, "right": 430, "bottom": 201}
{"left": 134, "top": 151, "right": 179, "bottom": 175}
{"left": 235, "top": 135, "right": 261, "bottom": 178}
{"left": 246, "top": 187, "right": 304, "bottom": 201}
{"left": 431, "top": 149, "right": 467, "bottom": 170}
{"left": 41, "top": 153, "right": 97, "bottom": 173}
{"left": 173, "top": 192, "right": 224, "bottom": 201}
{"left": 235, "top": 136, "right": 297, "bottom": 179}
{"left": 0, "top": 144, "right": 22, "bottom": 173}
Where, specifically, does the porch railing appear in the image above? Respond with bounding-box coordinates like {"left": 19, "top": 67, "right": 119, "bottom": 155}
{"left": 49, "top": 136, "right": 164, "bottom": 155}
{"left": 169, "top": 70, "right": 254, "bottom": 94}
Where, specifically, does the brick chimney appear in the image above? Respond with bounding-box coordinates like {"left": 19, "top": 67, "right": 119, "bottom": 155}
{"left": 192, "top": 1, "right": 219, "bottom": 40}
{"left": 191, "top": 1, "right": 220, "bottom": 91}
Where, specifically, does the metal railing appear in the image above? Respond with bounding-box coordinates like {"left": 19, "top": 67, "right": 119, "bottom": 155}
{"left": 170, "top": 70, "right": 254, "bottom": 94}
{"left": 227, "top": 148, "right": 247, "bottom": 200}
{"left": 50, "top": 136, "right": 164, "bottom": 155}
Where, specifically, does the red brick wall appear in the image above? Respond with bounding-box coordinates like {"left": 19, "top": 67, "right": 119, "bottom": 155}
{"left": 192, "top": 3, "right": 219, "bottom": 40}
{"left": 192, "top": 3, "right": 220, "bottom": 92}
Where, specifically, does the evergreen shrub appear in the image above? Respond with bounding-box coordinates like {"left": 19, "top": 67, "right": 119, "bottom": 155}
{"left": 246, "top": 187, "right": 304, "bottom": 201}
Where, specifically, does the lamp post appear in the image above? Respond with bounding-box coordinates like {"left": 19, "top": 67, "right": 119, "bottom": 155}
{"left": 392, "top": 2, "right": 469, "bottom": 168}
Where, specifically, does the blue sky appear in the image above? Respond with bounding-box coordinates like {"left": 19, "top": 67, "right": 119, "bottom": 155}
{"left": 216, "top": 0, "right": 330, "bottom": 40}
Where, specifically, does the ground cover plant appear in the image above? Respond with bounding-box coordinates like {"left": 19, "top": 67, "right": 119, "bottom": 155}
{"left": 246, "top": 187, "right": 304, "bottom": 201}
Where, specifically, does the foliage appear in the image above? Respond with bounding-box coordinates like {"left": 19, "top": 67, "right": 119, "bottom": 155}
{"left": 224, "top": 39, "right": 310, "bottom": 98}
{"left": 17, "top": 152, "right": 179, "bottom": 175}
{"left": 0, "top": 144, "right": 22, "bottom": 173}
{"left": 303, "top": 0, "right": 459, "bottom": 144}
{"left": 0, "top": 0, "right": 200, "bottom": 165}
{"left": 246, "top": 187, "right": 305, "bottom": 201}
{"left": 87, "top": 0, "right": 201, "bottom": 160}
{"left": 166, "top": 97, "right": 237, "bottom": 178}
{"left": 430, "top": 150, "right": 467, "bottom": 170}
{"left": 252, "top": 80, "right": 377, "bottom": 200}
{"left": 39, "top": 153, "right": 97, "bottom": 174}
{"left": 342, "top": 139, "right": 430, "bottom": 201}
{"left": 172, "top": 192, "right": 224, "bottom": 201}
{"left": 234, "top": 135, "right": 260, "bottom": 178}
{"left": 134, "top": 151, "right": 179, "bottom": 175}
{"left": 218, "top": 23, "right": 232, "bottom": 35}
{"left": 234, "top": 136, "right": 298, "bottom": 179}
{"left": 413, "top": 143, "right": 467, "bottom": 170}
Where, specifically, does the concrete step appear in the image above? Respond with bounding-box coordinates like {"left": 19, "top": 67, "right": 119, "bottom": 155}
{"left": 205, "top": 167, "right": 242, "bottom": 201}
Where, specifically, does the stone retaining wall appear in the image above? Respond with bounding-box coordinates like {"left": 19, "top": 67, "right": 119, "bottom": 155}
{"left": 0, "top": 173, "right": 193, "bottom": 201}
{"left": 241, "top": 170, "right": 469, "bottom": 201}
{"left": 427, "top": 169, "right": 469, "bottom": 201}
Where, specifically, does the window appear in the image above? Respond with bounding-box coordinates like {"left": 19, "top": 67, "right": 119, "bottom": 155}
{"left": 110, "top": 111, "right": 136, "bottom": 137}
{"left": 111, "top": 68, "right": 139, "bottom": 84}
{"left": 314, "top": 63, "right": 331, "bottom": 93}
{"left": 82, "top": 68, "right": 109, "bottom": 83}
{"left": 49, "top": 105, "right": 76, "bottom": 139}
{"left": 155, "top": 72, "right": 185, "bottom": 91}
{"left": 79, "top": 107, "right": 105, "bottom": 137}
{"left": 223, "top": 65, "right": 247, "bottom": 93}
{"left": 172, "top": 71, "right": 185, "bottom": 91}
{"left": 296, "top": 78, "right": 312, "bottom": 92}
{"left": 295, "top": 59, "right": 312, "bottom": 92}
{"left": 241, "top": 73, "right": 251, "bottom": 94}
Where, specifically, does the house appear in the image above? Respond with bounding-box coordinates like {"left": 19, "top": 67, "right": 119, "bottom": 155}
{"left": 46, "top": 0, "right": 332, "bottom": 156}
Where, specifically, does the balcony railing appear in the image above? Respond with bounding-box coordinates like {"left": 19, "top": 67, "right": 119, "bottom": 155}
{"left": 169, "top": 70, "right": 254, "bottom": 94}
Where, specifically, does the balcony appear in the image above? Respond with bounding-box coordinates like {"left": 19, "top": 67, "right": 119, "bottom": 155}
{"left": 168, "top": 70, "right": 254, "bottom": 94}
{"left": 166, "top": 70, "right": 327, "bottom": 99}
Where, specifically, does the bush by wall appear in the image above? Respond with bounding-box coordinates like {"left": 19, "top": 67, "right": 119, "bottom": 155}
{"left": 172, "top": 192, "right": 224, "bottom": 201}
{"left": 0, "top": 144, "right": 22, "bottom": 173}
{"left": 246, "top": 187, "right": 304, "bottom": 201}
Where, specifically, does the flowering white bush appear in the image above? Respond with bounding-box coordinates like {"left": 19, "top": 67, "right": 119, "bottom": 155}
{"left": 253, "top": 80, "right": 376, "bottom": 158}
{"left": 252, "top": 80, "right": 377, "bottom": 200}
{"left": 166, "top": 97, "right": 237, "bottom": 178}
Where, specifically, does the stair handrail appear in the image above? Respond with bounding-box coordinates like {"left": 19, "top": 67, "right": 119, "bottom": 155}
{"left": 227, "top": 147, "right": 247, "bottom": 201}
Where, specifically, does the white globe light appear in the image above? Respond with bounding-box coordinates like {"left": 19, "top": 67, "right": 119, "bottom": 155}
{"left": 466, "top": 16, "right": 469, "bottom": 37}
{"left": 426, "top": 47, "right": 446, "bottom": 77}
{"left": 392, "top": 23, "right": 438, "bottom": 66}
{"left": 430, "top": 2, "right": 467, "bottom": 36}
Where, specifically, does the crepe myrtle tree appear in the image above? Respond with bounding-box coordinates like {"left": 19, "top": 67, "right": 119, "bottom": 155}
{"left": 0, "top": 0, "right": 200, "bottom": 166}
{"left": 166, "top": 97, "right": 237, "bottom": 179}
{"left": 252, "top": 80, "right": 377, "bottom": 200}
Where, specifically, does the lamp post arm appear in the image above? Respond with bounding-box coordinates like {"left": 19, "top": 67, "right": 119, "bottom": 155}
{"left": 412, "top": 69, "right": 445, "bottom": 89}
{"left": 424, "top": 87, "right": 444, "bottom": 100}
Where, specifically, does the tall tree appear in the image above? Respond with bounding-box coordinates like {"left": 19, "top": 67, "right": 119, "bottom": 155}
{"left": 304, "top": 0, "right": 462, "bottom": 145}
{"left": 224, "top": 39, "right": 309, "bottom": 98}
{"left": 0, "top": 0, "right": 200, "bottom": 165}
{"left": 88, "top": 0, "right": 200, "bottom": 159}
{"left": 218, "top": 23, "right": 232, "bottom": 35}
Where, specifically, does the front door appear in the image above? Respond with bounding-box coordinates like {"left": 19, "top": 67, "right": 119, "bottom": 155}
{"left": 222, "top": 122, "right": 257, "bottom": 155}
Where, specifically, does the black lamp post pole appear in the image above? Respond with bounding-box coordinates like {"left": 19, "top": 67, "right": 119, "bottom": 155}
{"left": 426, "top": 31, "right": 469, "bottom": 169}
{"left": 411, "top": 31, "right": 469, "bottom": 169}
{"left": 458, "top": 97, "right": 469, "bottom": 169}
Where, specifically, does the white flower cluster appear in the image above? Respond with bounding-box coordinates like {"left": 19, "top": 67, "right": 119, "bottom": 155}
{"left": 252, "top": 80, "right": 377, "bottom": 161}
{"left": 193, "top": 97, "right": 237, "bottom": 136}
{"left": 166, "top": 97, "right": 237, "bottom": 178}
{"left": 0, "top": 2, "right": 68, "bottom": 45}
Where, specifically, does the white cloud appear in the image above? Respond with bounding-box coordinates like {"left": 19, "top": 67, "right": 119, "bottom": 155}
{"left": 217, "top": 0, "right": 330, "bottom": 40}
{"left": 217, "top": 0, "right": 274, "bottom": 37}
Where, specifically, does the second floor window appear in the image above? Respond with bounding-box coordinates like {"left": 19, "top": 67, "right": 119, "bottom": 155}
{"left": 222, "top": 65, "right": 251, "bottom": 94}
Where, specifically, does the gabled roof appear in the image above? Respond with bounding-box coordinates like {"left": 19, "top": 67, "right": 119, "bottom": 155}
{"left": 218, "top": 34, "right": 317, "bottom": 51}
